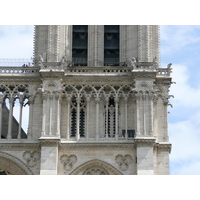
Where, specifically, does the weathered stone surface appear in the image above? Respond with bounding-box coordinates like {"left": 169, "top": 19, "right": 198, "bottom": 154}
{"left": 0, "top": 25, "right": 172, "bottom": 175}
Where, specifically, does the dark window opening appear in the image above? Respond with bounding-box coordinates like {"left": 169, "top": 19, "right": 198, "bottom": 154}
{"left": 72, "top": 25, "right": 88, "bottom": 66}
{"left": 122, "top": 129, "right": 135, "bottom": 138}
{"left": 105, "top": 97, "right": 119, "bottom": 137}
{"left": 104, "top": 25, "right": 119, "bottom": 66}
{"left": 70, "top": 96, "right": 86, "bottom": 137}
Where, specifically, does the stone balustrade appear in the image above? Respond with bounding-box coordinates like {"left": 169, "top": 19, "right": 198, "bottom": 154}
{"left": 0, "top": 67, "right": 39, "bottom": 75}
{"left": 157, "top": 68, "right": 172, "bottom": 77}
{"left": 0, "top": 66, "right": 171, "bottom": 77}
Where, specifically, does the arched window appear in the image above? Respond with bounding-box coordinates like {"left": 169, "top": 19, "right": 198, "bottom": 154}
{"left": 72, "top": 25, "right": 88, "bottom": 66}
{"left": 104, "top": 25, "right": 119, "bottom": 66}
{"left": 70, "top": 96, "right": 86, "bottom": 137}
{"left": 105, "top": 97, "right": 119, "bottom": 137}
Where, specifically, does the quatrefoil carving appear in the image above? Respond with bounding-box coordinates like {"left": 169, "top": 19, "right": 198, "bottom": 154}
{"left": 23, "top": 151, "right": 40, "bottom": 167}
{"left": 115, "top": 154, "right": 133, "bottom": 171}
{"left": 60, "top": 154, "right": 77, "bottom": 171}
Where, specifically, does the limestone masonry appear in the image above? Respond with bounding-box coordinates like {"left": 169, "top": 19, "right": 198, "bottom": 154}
{"left": 0, "top": 25, "right": 173, "bottom": 175}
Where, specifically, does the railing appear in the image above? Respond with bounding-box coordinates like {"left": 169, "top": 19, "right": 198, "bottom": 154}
{"left": 0, "top": 67, "right": 39, "bottom": 74}
{"left": 0, "top": 58, "right": 33, "bottom": 67}
{"left": 0, "top": 65, "right": 171, "bottom": 77}
{"left": 66, "top": 66, "right": 131, "bottom": 74}
{"left": 157, "top": 68, "right": 172, "bottom": 77}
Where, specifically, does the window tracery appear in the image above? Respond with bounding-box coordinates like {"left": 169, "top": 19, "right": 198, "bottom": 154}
{"left": 83, "top": 167, "right": 108, "bottom": 175}
{"left": 0, "top": 84, "right": 30, "bottom": 139}
{"left": 70, "top": 96, "right": 86, "bottom": 137}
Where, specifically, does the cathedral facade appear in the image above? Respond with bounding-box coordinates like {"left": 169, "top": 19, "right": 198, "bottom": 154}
{"left": 0, "top": 25, "right": 173, "bottom": 175}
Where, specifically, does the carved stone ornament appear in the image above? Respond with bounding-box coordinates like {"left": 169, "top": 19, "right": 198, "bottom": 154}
{"left": 83, "top": 167, "right": 108, "bottom": 175}
{"left": 60, "top": 154, "right": 77, "bottom": 171}
{"left": 115, "top": 154, "right": 133, "bottom": 171}
{"left": 22, "top": 151, "right": 40, "bottom": 167}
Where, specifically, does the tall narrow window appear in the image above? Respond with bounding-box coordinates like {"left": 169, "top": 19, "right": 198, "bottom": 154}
{"left": 105, "top": 97, "right": 119, "bottom": 137}
{"left": 104, "top": 25, "right": 119, "bottom": 66}
{"left": 70, "top": 96, "right": 86, "bottom": 137}
{"left": 72, "top": 25, "right": 88, "bottom": 66}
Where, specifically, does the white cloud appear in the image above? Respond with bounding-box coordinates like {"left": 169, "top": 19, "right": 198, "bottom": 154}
{"left": 0, "top": 25, "right": 34, "bottom": 58}
{"left": 168, "top": 61, "right": 200, "bottom": 174}
{"left": 161, "top": 25, "right": 200, "bottom": 56}
{"left": 169, "top": 63, "right": 200, "bottom": 108}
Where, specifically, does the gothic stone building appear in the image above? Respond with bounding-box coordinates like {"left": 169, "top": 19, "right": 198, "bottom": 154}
{"left": 0, "top": 25, "right": 173, "bottom": 175}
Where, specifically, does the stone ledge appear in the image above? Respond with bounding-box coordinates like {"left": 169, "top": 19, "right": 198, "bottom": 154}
{"left": 60, "top": 142, "right": 134, "bottom": 149}
{"left": 155, "top": 142, "right": 172, "bottom": 153}
{"left": 134, "top": 137, "right": 156, "bottom": 144}
{"left": 39, "top": 137, "right": 61, "bottom": 146}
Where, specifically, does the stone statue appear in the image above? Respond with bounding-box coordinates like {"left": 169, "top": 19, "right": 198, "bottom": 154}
{"left": 130, "top": 57, "right": 137, "bottom": 70}
{"left": 167, "top": 63, "right": 172, "bottom": 69}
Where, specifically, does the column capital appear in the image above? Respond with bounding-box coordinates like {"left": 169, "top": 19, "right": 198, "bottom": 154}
{"left": 95, "top": 97, "right": 100, "bottom": 103}
{"left": 114, "top": 97, "right": 119, "bottom": 103}
{"left": 105, "top": 96, "right": 109, "bottom": 102}
{"left": 86, "top": 96, "right": 91, "bottom": 102}
{"left": 29, "top": 96, "right": 35, "bottom": 104}
{"left": 76, "top": 97, "right": 81, "bottom": 103}
{"left": 42, "top": 91, "right": 49, "bottom": 100}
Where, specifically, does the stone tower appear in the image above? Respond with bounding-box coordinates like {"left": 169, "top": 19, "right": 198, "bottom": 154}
{"left": 0, "top": 25, "right": 173, "bottom": 175}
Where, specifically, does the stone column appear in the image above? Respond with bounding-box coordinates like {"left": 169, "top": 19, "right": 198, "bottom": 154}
{"left": 143, "top": 94, "right": 146, "bottom": 136}
{"left": 0, "top": 95, "right": 3, "bottom": 138}
{"left": 76, "top": 97, "right": 80, "bottom": 141}
{"left": 65, "top": 25, "right": 73, "bottom": 62}
{"left": 17, "top": 95, "right": 24, "bottom": 139}
{"left": 86, "top": 96, "right": 90, "bottom": 140}
{"left": 105, "top": 97, "right": 109, "bottom": 139}
{"left": 49, "top": 94, "right": 53, "bottom": 136}
{"left": 95, "top": 97, "right": 100, "bottom": 140}
{"left": 66, "top": 96, "right": 71, "bottom": 140}
{"left": 115, "top": 97, "right": 119, "bottom": 140}
{"left": 7, "top": 96, "right": 14, "bottom": 139}
{"left": 41, "top": 92, "right": 48, "bottom": 137}
{"left": 27, "top": 96, "right": 34, "bottom": 140}
{"left": 88, "top": 25, "right": 104, "bottom": 67}
{"left": 149, "top": 94, "right": 154, "bottom": 136}
{"left": 55, "top": 92, "right": 61, "bottom": 137}
{"left": 120, "top": 25, "right": 128, "bottom": 66}
{"left": 135, "top": 94, "right": 140, "bottom": 137}
{"left": 124, "top": 96, "right": 128, "bottom": 139}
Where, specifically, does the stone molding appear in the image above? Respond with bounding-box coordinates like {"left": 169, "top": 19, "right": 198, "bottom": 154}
{"left": 0, "top": 151, "right": 33, "bottom": 175}
{"left": 134, "top": 137, "right": 156, "bottom": 144}
{"left": 83, "top": 167, "right": 108, "bottom": 175}
{"left": 60, "top": 142, "right": 134, "bottom": 149}
{"left": 70, "top": 159, "right": 122, "bottom": 175}
{"left": 0, "top": 143, "right": 40, "bottom": 150}
{"left": 39, "top": 137, "right": 61, "bottom": 147}
{"left": 155, "top": 142, "right": 172, "bottom": 153}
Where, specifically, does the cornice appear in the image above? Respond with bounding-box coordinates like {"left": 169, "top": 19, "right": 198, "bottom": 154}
{"left": 154, "top": 142, "right": 172, "bottom": 153}
{"left": 0, "top": 143, "right": 40, "bottom": 150}
{"left": 134, "top": 137, "right": 156, "bottom": 144}
{"left": 59, "top": 142, "right": 134, "bottom": 149}
{"left": 39, "top": 137, "right": 61, "bottom": 146}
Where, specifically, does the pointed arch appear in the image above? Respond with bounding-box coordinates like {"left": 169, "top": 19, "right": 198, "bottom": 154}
{"left": 70, "top": 159, "right": 122, "bottom": 175}
{"left": 0, "top": 152, "right": 33, "bottom": 175}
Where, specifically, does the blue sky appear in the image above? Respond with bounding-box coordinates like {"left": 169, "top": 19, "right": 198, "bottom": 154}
{"left": 0, "top": 25, "right": 200, "bottom": 175}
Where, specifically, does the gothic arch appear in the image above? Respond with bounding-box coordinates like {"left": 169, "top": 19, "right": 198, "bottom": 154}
{"left": 70, "top": 159, "right": 123, "bottom": 175}
{"left": 0, "top": 152, "right": 33, "bottom": 175}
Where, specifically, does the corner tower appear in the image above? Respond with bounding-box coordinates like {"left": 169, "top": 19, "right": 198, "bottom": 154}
{"left": 0, "top": 25, "right": 172, "bottom": 175}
